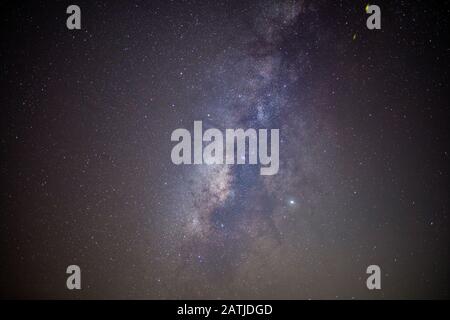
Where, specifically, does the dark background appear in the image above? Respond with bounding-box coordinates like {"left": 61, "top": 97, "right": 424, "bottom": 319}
{"left": 1, "top": 0, "right": 449, "bottom": 299}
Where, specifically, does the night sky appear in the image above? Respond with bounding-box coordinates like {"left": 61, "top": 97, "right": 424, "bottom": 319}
{"left": 1, "top": 0, "right": 449, "bottom": 299}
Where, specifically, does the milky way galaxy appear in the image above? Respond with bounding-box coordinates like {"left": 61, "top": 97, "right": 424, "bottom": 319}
{"left": 1, "top": 0, "right": 449, "bottom": 299}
